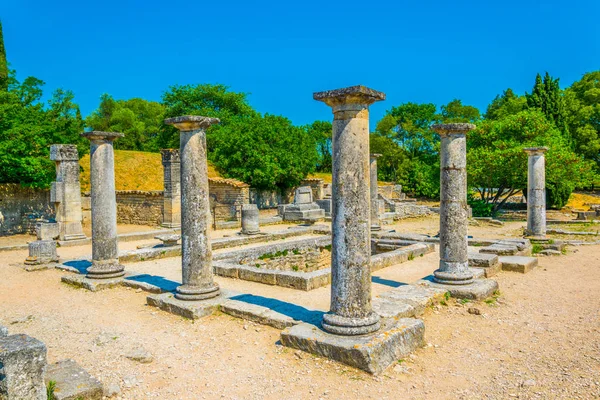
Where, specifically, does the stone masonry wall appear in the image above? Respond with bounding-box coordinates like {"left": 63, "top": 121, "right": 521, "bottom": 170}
{"left": 0, "top": 184, "right": 54, "bottom": 235}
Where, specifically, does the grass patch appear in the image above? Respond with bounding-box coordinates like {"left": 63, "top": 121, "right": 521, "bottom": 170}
{"left": 292, "top": 265, "right": 299, "bottom": 271}
{"left": 408, "top": 253, "right": 415, "bottom": 261}
{"left": 532, "top": 244, "right": 544, "bottom": 255}
{"left": 47, "top": 380, "right": 57, "bottom": 400}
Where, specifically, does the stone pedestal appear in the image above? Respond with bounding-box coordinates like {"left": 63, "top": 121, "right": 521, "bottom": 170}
{"left": 524, "top": 147, "right": 548, "bottom": 238}
{"left": 50, "top": 144, "right": 86, "bottom": 241}
{"left": 161, "top": 149, "right": 181, "bottom": 228}
{"left": 315, "top": 86, "right": 385, "bottom": 335}
{"left": 432, "top": 123, "right": 475, "bottom": 285}
{"left": 241, "top": 204, "right": 260, "bottom": 235}
{"left": 81, "top": 131, "right": 125, "bottom": 279}
{"left": 0, "top": 334, "right": 47, "bottom": 400}
{"left": 282, "top": 186, "right": 325, "bottom": 222}
{"left": 165, "top": 116, "right": 221, "bottom": 301}
{"left": 24, "top": 240, "right": 59, "bottom": 265}
{"left": 370, "top": 154, "right": 382, "bottom": 231}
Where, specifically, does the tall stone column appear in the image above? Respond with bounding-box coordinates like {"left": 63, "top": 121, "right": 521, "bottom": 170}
{"left": 50, "top": 144, "right": 86, "bottom": 241}
{"left": 81, "top": 131, "right": 125, "bottom": 279}
{"left": 431, "top": 123, "right": 475, "bottom": 285}
{"left": 524, "top": 147, "right": 548, "bottom": 238}
{"left": 165, "top": 116, "right": 221, "bottom": 301}
{"left": 160, "top": 149, "right": 181, "bottom": 228}
{"left": 314, "top": 86, "right": 385, "bottom": 336}
{"left": 370, "top": 153, "right": 382, "bottom": 231}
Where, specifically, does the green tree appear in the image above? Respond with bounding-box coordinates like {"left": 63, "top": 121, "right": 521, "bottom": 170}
{"left": 564, "top": 71, "right": 600, "bottom": 169}
{"left": 440, "top": 99, "right": 481, "bottom": 123}
{"left": 369, "top": 133, "right": 410, "bottom": 183}
{"left": 304, "top": 120, "right": 332, "bottom": 172}
{"left": 484, "top": 88, "right": 527, "bottom": 120}
{"left": 86, "top": 94, "right": 165, "bottom": 151}
{"left": 468, "top": 110, "right": 593, "bottom": 211}
{"left": 210, "top": 114, "right": 318, "bottom": 191}
{"left": 526, "top": 72, "right": 569, "bottom": 136}
{"left": 0, "top": 20, "right": 8, "bottom": 91}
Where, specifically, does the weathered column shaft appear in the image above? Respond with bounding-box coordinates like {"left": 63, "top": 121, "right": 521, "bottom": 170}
{"left": 370, "top": 154, "right": 382, "bottom": 230}
{"left": 432, "top": 124, "right": 475, "bottom": 285}
{"left": 161, "top": 149, "right": 181, "bottom": 228}
{"left": 525, "top": 147, "right": 548, "bottom": 237}
{"left": 81, "top": 131, "right": 125, "bottom": 279}
{"left": 315, "top": 86, "right": 385, "bottom": 336}
{"left": 50, "top": 144, "right": 86, "bottom": 241}
{"left": 241, "top": 204, "right": 260, "bottom": 235}
{"left": 165, "top": 116, "right": 221, "bottom": 301}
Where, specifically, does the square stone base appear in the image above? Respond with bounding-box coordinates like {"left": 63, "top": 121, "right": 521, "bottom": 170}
{"left": 419, "top": 278, "right": 499, "bottom": 300}
{"left": 45, "top": 359, "right": 103, "bottom": 400}
{"left": 147, "top": 290, "right": 239, "bottom": 320}
{"left": 61, "top": 274, "right": 124, "bottom": 292}
{"left": 499, "top": 256, "right": 538, "bottom": 273}
{"left": 280, "top": 317, "right": 425, "bottom": 375}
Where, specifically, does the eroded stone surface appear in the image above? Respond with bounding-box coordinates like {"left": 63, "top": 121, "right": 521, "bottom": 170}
{"left": 420, "top": 278, "right": 499, "bottom": 300}
{"left": 524, "top": 147, "right": 548, "bottom": 237}
{"left": 0, "top": 334, "right": 47, "bottom": 400}
{"left": 45, "top": 359, "right": 103, "bottom": 400}
{"left": 499, "top": 256, "right": 538, "bottom": 273}
{"left": 147, "top": 290, "right": 238, "bottom": 320}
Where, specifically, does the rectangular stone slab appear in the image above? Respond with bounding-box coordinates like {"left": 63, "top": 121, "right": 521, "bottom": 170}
{"left": 45, "top": 359, "right": 103, "bottom": 400}
{"left": 0, "top": 334, "right": 47, "bottom": 400}
{"left": 147, "top": 290, "right": 240, "bottom": 320}
{"left": 281, "top": 317, "right": 425, "bottom": 375}
{"left": 419, "top": 278, "right": 499, "bottom": 300}
{"left": 499, "top": 256, "right": 538, "bottom": 273}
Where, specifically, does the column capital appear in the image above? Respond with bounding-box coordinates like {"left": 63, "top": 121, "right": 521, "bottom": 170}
{"left": 524, "top": 146, "right": 548, "bottom": 155}
{"left": 164, "top": 115, "right": 220, "bottom": 132}
{"left": 81, "top": 131, "right": 124, "bottom": 142}
{"left": 314, "top": 85, "right": 385, "bottom": 109}
{"left": 50, "top": 144, "right": 79, "bottom": 161}
{"left": 160, "top": 149, "right": 180, "bottom": 164}
{"left": 431, "top": 123, "right": 476, "bottom": 136}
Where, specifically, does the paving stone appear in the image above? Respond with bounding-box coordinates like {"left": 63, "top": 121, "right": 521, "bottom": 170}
{"left": 0, "top": 334, "right": 47, "bottom": 400}
{"left": 419, "top": 278, "right": 499, "bottom": 300}
{"left": 45, "top": 359, "right": 103, "bottom": 400}
{"left": 220, "top": 299, "right": 297, "bottom": 329}
{"left": 499, "top": 256, "right": 539, "bottom": 273}
{"left": 480, "top": 244, "right": 519, "bottom": 256}
{"left": 237, "top": 266, "right": 277, "bottom": 285}
{"left": 538, "top": 249, "right": 562, "bottom": 256}
{"left": 146, "top": 290, "right": 239, "bottom": 320}
{"left": 276, "top": 269, "right": 331, "bottom": 291}
{"left": 280, "top": 317, "right": 425, "bottom": 375}
{"left": 376, "top": 285, "right": 446, "bottom": 316}
{"left": 372, "top": 297, "right": 416, "bottom": 318}
{"left": 123, "top": 348, "right": 153, "bottom": 364}
{"left": 468, "top": 253, "right": 501, "bottom": 277}
{"left": 61, "top": 274, "right": 124, "bottom": 292}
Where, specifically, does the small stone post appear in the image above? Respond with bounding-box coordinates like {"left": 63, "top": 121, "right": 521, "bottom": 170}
{"left": 241, "top": 204, "right": 260, "bottom": 235}
{"left": 161, "top": 149, "right": 181, "bottom": 228}
{"left": 370, "top": 153, "right": 382, "bottom": 231}
{"left": 50, "top": 144, "right": 86, "bottom": 241}
{"left": 431, "top": 123, "right": 475, "bottom": 285}
{"left": 524, "top": 147, "right": 548, "bottom": 238}
{"left": 314, "top": 86, "right": 385, "bottom": 336}
{"left": 81, "top": 131, "right": 125, "bottom": 279}
{"left": 165, "top": 116, "right": 221, "bottom": 301}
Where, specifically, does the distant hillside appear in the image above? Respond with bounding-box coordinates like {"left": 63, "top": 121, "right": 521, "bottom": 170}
{"left": 79, "top": 150, "right": 222, "bottom": 192}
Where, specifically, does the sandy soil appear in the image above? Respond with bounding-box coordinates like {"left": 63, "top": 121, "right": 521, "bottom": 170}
{"left": 0, "top": 217, "right": 599, "bottom": 399}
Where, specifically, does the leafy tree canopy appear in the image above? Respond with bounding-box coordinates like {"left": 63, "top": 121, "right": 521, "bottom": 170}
{"left": 440, "top": 99, "right": 481, "bottom": 123}
{"left": 304, "top": 120, "right": 332, "bottom": 172}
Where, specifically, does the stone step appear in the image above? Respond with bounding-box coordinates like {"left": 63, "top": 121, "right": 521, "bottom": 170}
{"left": 499, "top": 256, "right": 538, "bottom": 273}
{"left": 468, "top": 253, "right": 501, "bottom": 277}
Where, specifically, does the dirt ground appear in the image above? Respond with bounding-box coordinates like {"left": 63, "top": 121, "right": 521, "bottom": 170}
{"left": 0, "top": 216, "right": 599, "bottom": 399}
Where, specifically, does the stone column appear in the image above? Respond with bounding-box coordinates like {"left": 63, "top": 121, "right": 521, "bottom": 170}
{"left": 165, "top": 116, "right": 221, "bottom": 301}
{"left": 241, "top": 204, "right": 260, "bottom": 235}
{"left": 160, "top": 149, "right": 181, "bottom": 228}
{"left": 50, "top": 144, "right": 86, "bottom": 241}
{"left": 81, "top": 131, "right": 125, "bottom": 279}
{"left": 431, "top": 123, "right": 475, "bottom": 285}
{"left": 370, "top": 153, "right": 382, "bottom": 231}
{"left": 314, "top": 86, "right": 385, "bottom": 336}
{"left": 524, "top": 147, "right": 548, "bottom": 238}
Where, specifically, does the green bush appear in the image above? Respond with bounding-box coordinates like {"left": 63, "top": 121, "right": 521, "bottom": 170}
{"left": 467, "top": 194, "right": 495, "bottom": 217}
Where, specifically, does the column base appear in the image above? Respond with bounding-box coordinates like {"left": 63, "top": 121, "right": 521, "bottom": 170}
{"left": 175, "top": 283, "right": 221, "bottom": 301}
{"left": 161, "top": 223, "right": 181, "bottom": 229}
{"left": 86, "top": 259, "right": 125, "bottom": 280}
{"left": 433, "top": 260, "right": 473, "bottom": 285}
{"left": 321, "top": 311, "right": 381, "bottom": 336}
{"left": 240, "top": 230, "right": 261, "bottom": 236}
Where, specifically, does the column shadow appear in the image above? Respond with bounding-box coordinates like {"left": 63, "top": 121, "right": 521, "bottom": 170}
{"left": 371, "top": 276, "right": 408, "bottom": 288}
{"left": 62, "top": 260, "right": 92, "bottom": 274}
{"left": 125, "top": 274, "right": 180, "bottom": 292}
{"left": 230, "top": 293, "right": 324, "bottom": 325}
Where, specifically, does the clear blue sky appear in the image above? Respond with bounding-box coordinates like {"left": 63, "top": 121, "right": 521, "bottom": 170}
{"left": 3, "top": 0, "right": 599, "bottom": 126}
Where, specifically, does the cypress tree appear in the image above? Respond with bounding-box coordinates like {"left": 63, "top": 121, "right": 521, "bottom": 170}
{"left": 0, "top": 20, "right": 7, "bottom": 91}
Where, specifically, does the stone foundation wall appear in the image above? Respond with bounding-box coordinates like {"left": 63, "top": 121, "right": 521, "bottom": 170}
{"left": 115, "top": 191, "right": 163, "bottom": 226}
{"left": 0, "top": 184, "right": 54, "bottom": 235}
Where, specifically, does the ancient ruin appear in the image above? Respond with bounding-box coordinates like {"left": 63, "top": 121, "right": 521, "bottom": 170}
{"left": 160, "top": 148, "right": 181, "bottom": 229}
{"left": 370, "top": 153, "right": 382, "bottom": 231}
{"left": 281, "top": 186, "right": 325, "bottom": 223}
{"left": 240, "top": 203, "right": 260, "bottom": 235}
{"left": 524, "top": 147, "right": 548, "bottom": 238}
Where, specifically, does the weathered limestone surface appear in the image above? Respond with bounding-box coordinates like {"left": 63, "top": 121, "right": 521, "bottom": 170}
{"left": 468, "top": 252, "right": 501, "bottom": 277}
{"left": 81, "top": 131, "right": 125, "bottom": 280}
{"left": 524, "top": 147, "right": 548, "bottom": 238}
{"left": 24, "top": 240, "right": 59, "bottom": 266}
{"left": 50, "top": 144, "right": 86, "bottom": 241}
{"left": 420, "top": 278, "right": 499, "bottom": 300}
{"left": 165, "top": 116, "right": 221, "bottom": 301}
{"left": 315, "top": 85, "right": 385, "bottom": 336}
{"left": 241, "top": 204, "right": 260, "bottom": 235}
{"left": 154, "top": 234, "right": 180, "bottom": 247}
{"left": 281, "top": 317, "right": 425, "bottom": 375}
{"left": 370, "top": 154, "right": 382, "bottom": 231}
{"left": 161, "top": 149, "right": 181, "bottom": 228}
{"left": 282, "top": 187, "right": 325, "bottom": 222}
{"left": 499, "top": 255, "right": 538, "bottom": 273}
{"left": 36, "top": 221, "right": 59, "bottom": 240}
{"left": 432, "top": 123, "right": 475, "bottom": 285}
{"left": 45, "top": 359, "right": 103, "bottom": 400}
{"left": 0, "top": 334, "right": 47, "bottom": 400}
{"left": 147, "top": 289, "right": 238, "bottom": 319}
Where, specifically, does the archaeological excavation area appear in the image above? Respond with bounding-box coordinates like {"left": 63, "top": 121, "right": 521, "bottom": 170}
{"left": 1, "top": 86, "right": 599, "bottom": 399}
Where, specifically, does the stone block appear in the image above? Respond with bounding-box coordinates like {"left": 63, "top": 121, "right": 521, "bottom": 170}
{"left": 213, "top": 263, "right": 239, "bottom": 279}
{"left": 276, "top": 269, "right": 330, "bottom": 291}
{"left": 0, "top": 334, "right": 47, "bottom": 400}
{"left": 25, "top": 240, "right": 59, "bottom": 266}
{"left": 36, "top": 222, "right": 60, "bottom": 240}
{"left": 61, "top": 274, "right": 124, "bottom": 292}
{"left": 147, "top": 290, "right": 239, "bottom": 320}
{"left": 372, "top": 297, "right": 416, "bottom": 319}
{"left": 499, "top": 256, "right": 538, "bottom": 273}
{"left": 45, "top": 359, "right": 103, "bottom": 400}
{"left": 281, "top": 318, "right": 425, "bottom": 375}
{"left": 420, "top": 278, "right": 499, "bottom": 300}
{"left": 468, "top": 252, "right": 501, "bottom": 277}
{"left": 375, "top": 284, "right": 446, "bottom": 316}
{"left": 220, "top": 299, "right": 297, "bottom": 330}
{"left": 479, "top": 244, "right": 518, "bottom": 256}
{"left": 237, "top": 266, "right": 277, "bottom": 285}
{"left": 154, "top": 234, "right": 180, "bottom": 247}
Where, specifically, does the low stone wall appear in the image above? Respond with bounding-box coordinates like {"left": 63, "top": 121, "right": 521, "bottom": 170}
{"left": 0, "top": 184, "right": 54, "bottom": 235}
{"left": 115, "top": 191, "right": 163, "bottom": 226}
